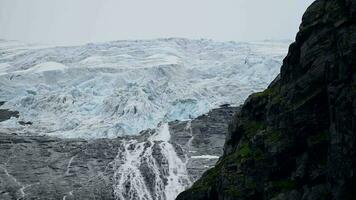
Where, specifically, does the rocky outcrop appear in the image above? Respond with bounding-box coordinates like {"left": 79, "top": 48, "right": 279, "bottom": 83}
{"left": 170, "top": 106, "right": 239, "bottom": 182}
{"left": 0, "top": 102, "right": 19, "bottom": 122}
{"left": 0, "top": 133, "right": 120, "bottom": 200}
{"left": 0, "top": 106, "right": 237, "bottom": 200}
{"left": 177, "top": 0, "right": 356, "bottom": 199}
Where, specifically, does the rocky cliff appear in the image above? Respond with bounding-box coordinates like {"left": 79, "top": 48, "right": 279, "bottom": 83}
{"left": 177, "top": 0, "right": 356, "bottom": 199}
{"left": 0, "top": 106, "right": 237, "bottom": 200}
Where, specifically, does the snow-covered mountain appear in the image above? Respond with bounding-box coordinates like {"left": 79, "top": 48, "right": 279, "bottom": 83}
{"left": 0, "top": 38, "right": 289, "bottom": 138}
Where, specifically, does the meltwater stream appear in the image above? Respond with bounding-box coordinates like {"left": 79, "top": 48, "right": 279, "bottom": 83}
{"left": 113, "top": 123, "right": 191, "bottom": 200}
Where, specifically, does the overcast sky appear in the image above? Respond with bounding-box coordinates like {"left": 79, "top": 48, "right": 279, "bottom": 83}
{"left": 0, "top": 0, "right": 314, "bottom": 45}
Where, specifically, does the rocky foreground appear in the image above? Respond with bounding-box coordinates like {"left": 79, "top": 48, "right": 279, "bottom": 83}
{"left": 177, "top": 0, "right": 356, "bottom": 199}
{"left": 0, "top": 105, "right": 238, "bottom": 200}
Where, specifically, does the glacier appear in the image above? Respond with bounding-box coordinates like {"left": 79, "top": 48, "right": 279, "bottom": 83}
{"left": 0, "top": 38, "right": 289, "bottom": 200}
{"left": 0, "top": 38, "right": 289, "bottom": 138}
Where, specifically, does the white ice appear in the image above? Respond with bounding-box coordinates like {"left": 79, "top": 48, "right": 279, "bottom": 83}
{"left": 0, "top": 38, "right": 289, "bottom": 138}
{"left": 190, "top": 155, "right": 220, "bottom": 159}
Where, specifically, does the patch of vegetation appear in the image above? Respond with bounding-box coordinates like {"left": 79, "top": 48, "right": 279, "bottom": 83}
{"left": 308, "top": 132, "right": 329, "bottom": 146}
{"left": 352, "top": 84, "right": 356, "bottom": 91}
{"left": 239, "top": 143, "right": 251, "bottom": 158}
{"left": 250, "top": 87, "right": 278, "bottom": 99}
{"left": 190, "top": 162, "right": 223, "bottom": 192}
{"left": 235, "top": 142, "right": 264, "bottom": 162}
{"left": 271, "top": 180, "right": 297, "bottom": 191}
{"left": 225, "top": 186, "right": 243, "bottom": 198}
{"left": 245, "top": 178, "right": 257, "bottom": 189}
{"left": 243, "top": 120, "right": 265, "bottom": 138}
{"left": 266, "top": 129, "right": 282, "bottom": 144}
{"left": 317, "top": 155, "right": 328, "bottom": 167}
{"left": 288, "top": 88, "right": 323, "bottom": 111}
{"left": 251, "top": 86, "right": 283, "bottom": 105}
{"left": 271, "top": 93, "right": 283, "bottom": 105}
{"left": 251, "top": 148, "right": 264, "bottom": 160}
{"left": 250, "top": 91, "right": 267, "bottom": 98}
{"left": 188, "top": 121, "right": 269, "bottom": 195}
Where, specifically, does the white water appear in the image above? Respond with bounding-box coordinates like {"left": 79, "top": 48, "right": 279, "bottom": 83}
{"left": 113, "top": 123, "right": 191, "bottom": 200}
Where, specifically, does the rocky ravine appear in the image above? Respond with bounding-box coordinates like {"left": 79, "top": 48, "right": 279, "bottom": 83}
{"left": 177, "top": 0, "right": 356, "bottom": 199}
{"left": 0, "top": 106, "right": 238, "bottom": 200}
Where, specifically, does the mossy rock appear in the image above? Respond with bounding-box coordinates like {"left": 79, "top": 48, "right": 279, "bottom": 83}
{"left": 352, "top": 84, "right": 356, "bottom": 91}
{"left": 225, "top": 186, "right": 243, "bottom": 198}
{"left": 265, "top": 129, "right": 282, "bottom": 144}
{"left": 270, "top": 179, "right": 297, "bottom": 191}
{"left": 239, "top": 143, "right": 251, "bottom": 158}
{"left": 250, "top": 87, "right": 278, "bottom": 98}
{"left": 225, "top": 142, "right": 264, "bottom": 165}
{"left": 243, "top": 120, "right": 265, "bottom": 138}
{"left": 189, "top": 162, "right": 223, "bottom": 192}
{"left": 308, "top": 132, "right": 329, "bottom": 146}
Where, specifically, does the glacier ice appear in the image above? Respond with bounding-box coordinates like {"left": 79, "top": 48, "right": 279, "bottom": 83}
{"left": 0, "top": 38, "right": 289, "bottom": 138}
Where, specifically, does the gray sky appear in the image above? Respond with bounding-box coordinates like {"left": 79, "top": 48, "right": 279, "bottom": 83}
{"left": 0, "top": 0, "right": 314, "bottom": 45}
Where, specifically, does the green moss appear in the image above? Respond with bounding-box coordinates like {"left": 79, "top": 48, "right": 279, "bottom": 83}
{"left": 225, "top": 186, "right": 243, "bottom": 197}
{"left": 190, "top": 163, "right": 222, "bottom": 191}
{"left": 352, "top": 84, "right": 356, "bottom": 91}
{"left": 271, "top": 92, "right": 284, "bottom": 105}
{"left": 251, "top": 86, "right": 283, "bottom": 105}
{"left": 228, "top": 142, "right": 264, "bottom": 162}
{"left": 244, "top": 121, "right": 265, "bottom": 138}
{"left": 271, "top": 180, "right": 297, "bottom": 191}
{"left": 251, "top": 87, "right": 279, "bottom": 99}
{"left": 245, "top": 178, "right": 257, "bottom": 189}
{"left": 266, "top": 129, "right": 282, "bottom": 144}
{"left": 239, "top": 143, "right": 251, "bottom": 157}
{"left": 308, "top": 132, "right": 329, "bottom": 145}
{"left": 251, "top": 92, "right": 266, "bottom": 98}
{"left": 289, "top": 88, "right": 323, "bottom": 110}
{"left": 252, "top": 148, "right": 264, "bottom": 160}
{"left": 318, "top": 155, "right": 328, "bottom": 167}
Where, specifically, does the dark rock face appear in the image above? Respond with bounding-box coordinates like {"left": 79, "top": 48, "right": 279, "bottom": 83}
{"left": 0, "top": 103, "right": 19, "bottom": 123}
{"left": 0, "top": 109, "right": 19, "bottom": 122}
{"left": 177, "top": 0, "right": 356, "bottom": 199}
{"left": 170, "top": 106, "right": 239, "bottom": 182}
{"left": 0, "top": 133, "right": 120, "bottom": 200}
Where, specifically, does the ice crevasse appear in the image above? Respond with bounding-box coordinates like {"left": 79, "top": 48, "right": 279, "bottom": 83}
{"left": 0, "top": 38, "right": 289, "bottom": 138}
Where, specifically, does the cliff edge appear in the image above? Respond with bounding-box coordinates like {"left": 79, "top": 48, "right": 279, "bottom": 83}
{"left": 177, "top": 0, "right": 356, "bottom": 199}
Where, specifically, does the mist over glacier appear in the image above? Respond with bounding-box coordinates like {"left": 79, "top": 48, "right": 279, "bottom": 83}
{"left": 0, "top": 38, "right": 289, "bottom": 138}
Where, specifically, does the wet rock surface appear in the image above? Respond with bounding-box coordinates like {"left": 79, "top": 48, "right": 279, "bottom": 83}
{"left": 0, "top": 134, "right": 120, "bottom": 200}
{"left": 112, "top": 106, "right": 238, "bottom": 200}
{"left": 0, "top": 106, "right": 237, "bottom": 200}
{"left": 0, "top": 102, "right": 19, "bottom": 123}
{"left": 170, "top": 106, "right": 239, "bottom": 182}
{"left": 177, "top": 0, "right": 356, "bottom": 199}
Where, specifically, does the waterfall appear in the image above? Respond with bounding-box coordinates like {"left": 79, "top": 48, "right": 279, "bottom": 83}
{"left": 113, "top": 123, "right": 191, "bottom": 200}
